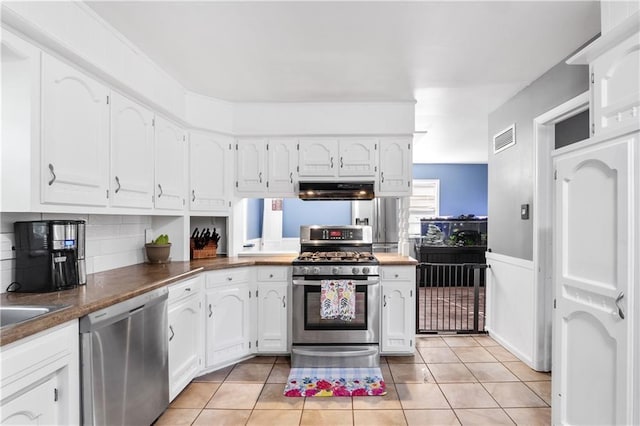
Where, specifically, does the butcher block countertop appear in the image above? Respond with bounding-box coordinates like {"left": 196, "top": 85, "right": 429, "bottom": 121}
{"left": 0, "top": 254, "right": 416, "bottom": 346}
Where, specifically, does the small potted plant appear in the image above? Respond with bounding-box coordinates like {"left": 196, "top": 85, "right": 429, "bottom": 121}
{"left": 145, "top": 234, "right": 171, "bottom": 263}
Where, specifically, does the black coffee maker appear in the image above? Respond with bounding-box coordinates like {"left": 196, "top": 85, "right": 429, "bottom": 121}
{"left": 11, "top": 220, "right": 86, "bottom": 292}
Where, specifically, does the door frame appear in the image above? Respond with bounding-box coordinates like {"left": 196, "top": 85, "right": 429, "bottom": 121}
{"left": 532, "top": 91, "right": 589, "bottom": 371}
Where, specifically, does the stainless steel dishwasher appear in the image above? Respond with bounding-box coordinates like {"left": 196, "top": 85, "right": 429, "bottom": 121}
{"left": 80, "top": 287, "right": 169, "bottom": 426}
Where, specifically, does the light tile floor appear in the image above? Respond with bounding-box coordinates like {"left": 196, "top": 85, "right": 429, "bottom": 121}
{"left": 155, "top": 335, "right": 551, "bottom": 425}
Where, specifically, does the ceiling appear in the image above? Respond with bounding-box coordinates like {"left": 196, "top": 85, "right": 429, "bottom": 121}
{"left": 87, "top": 1, "right": 600, "bottom": 163}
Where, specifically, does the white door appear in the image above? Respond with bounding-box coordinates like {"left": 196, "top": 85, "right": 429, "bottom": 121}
{"left": 267, "top": 138, "right": 297, "bottom": 196}
{"left": 168, "top": 294, "right": 202, "bottom": 401}
{"left": 379, "top": 138, "right": 412, "bottom": 195}
{"left": 381, "top": 281, "right": 414, "bottom": 353}
{"left": 154, "top": 116, "right": 185, "bottom": 210}
{"left": 236, "top": 138, "right": 266, "bottom": 193}
{"left": 257, "top": 282, "right": 288, "bottom": 353}
{"left": 339, "top": 138, "right": 377, "bottom": 177}
{"left": 190, "top": 132, "right": 231, "bottom": 212}
{"left": 110, "top": 92, "right": 154, "bottom": 209}
{"left": 41, "top": 53, "right": 109, "bottom": 206}
{"left": 1, "top": 373, "right": 59, "bottom": 425}
{"left": 553, "top": 136, "right": 635, "bottom": 425}
{"left": 298, "top": 138, "right": 338, "bottom": 177}
{"left": 205, "top": 284, "right": 251, "bottom": 367}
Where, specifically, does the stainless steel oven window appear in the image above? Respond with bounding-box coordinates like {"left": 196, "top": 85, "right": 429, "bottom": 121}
{"left": 303, "top": 284, "right": 368, "bottom": 330}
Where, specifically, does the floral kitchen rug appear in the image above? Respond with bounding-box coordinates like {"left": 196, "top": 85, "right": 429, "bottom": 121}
{"left": 283, "top": 367, "right": 386, "bottom": 397}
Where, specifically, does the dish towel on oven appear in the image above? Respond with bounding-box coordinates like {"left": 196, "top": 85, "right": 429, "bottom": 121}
{"left": 320, "top": 280, "right": 356, "bottom": 321}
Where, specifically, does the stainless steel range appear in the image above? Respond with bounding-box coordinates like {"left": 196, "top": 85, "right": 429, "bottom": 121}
{"left": 291, "top": 225, "right": 380, "bottom": 367}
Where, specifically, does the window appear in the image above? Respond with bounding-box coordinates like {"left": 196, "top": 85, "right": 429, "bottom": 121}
{"left": 408, "top": 179, "right": 439, "bottom": 236}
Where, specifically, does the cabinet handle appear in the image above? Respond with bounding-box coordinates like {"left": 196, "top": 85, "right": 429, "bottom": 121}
{"left": 226, "top": 276, "right": 233, "bottom": 281}
{"left": 289, "top": 172, "right": 293, "bottom": 183}
{"left": 615, "top": 291, "right": 625, "bottom": 319}
{"left": 282, "top": 295, "right": 286, "bottom": 308}
{"left": 340, "top": 157, "right": 344, "bottom": 168}
{"left": 192, "top": 190, "right": 196, "bottom": 202}
{"left": 185, "top": 287, "right": 191, "bottom": 292}
{"left": 157, "top": 184, "right": 163, "bottom": 198}
{"left": 169, "top": 325, "right": 175, "bottom": 341}
{"left": 395, "top": 274, "right": 399, "bottom": 278}
{"left": 383, "top": 295, "right": 387, "bottom": 307}
{"left": 209, "top": 304, "right": 213, "bottom": 318}
{"left": 48, "top": 163, "right": 56, "bottom": 186}
{"left": 259, "top": 172, "right": 263, "bottom": 183}
{"left": 330, "top": 157, "right": 334, "bottom": 168}
{"left": 115, "top": 176, "right": 121, "bottom": 194}
{"left": 381, "top": 172, "right": 385, "bottom": 183}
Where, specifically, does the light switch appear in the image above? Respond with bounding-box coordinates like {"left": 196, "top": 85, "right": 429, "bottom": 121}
{"left": 521, "top": 204, "right": 530, "bottom": 220}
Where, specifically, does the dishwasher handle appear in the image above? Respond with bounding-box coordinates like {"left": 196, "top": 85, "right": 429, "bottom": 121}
{"left": 80, "top": 287, "right": 168, "bottom": 332}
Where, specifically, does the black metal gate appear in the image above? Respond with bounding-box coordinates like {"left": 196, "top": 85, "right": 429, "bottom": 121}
{"left": 416, "top": 263, "right": 488, "bottom": 334}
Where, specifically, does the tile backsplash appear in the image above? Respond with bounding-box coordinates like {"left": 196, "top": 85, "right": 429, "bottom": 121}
{"left": 0, "top": 213, "right": 151, "bottom": 294}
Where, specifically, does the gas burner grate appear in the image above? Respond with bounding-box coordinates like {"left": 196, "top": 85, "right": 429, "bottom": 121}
{"left": 296, "top": 251, "right": 377, "bottom": 262}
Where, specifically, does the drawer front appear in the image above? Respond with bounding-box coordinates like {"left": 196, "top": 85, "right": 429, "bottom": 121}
{"left": 257, "top": 266, "right": 289, "bottom": 282}
{"left": 168, "top": 276, "right": 202, "bottom": 302}
{"left": 381, "top": 266, "right": 414, "bottom": 281}
{"left": 206, "top": 268, "right": 251, "bottom": 288}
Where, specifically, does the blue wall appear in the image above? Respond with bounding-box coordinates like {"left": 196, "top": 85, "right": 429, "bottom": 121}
{"left": 282, "top": 199, "right": 352, "bottom": 237}
{"left": 413, "top": 164, "right": 488, "bottom": 216}
{"left": 246, "top": 198, "right": 264, "bottom": 239}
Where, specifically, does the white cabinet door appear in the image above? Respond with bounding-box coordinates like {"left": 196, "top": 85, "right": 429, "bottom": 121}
{"left": 190, "top": 132, "right": 231, "bottom": 213}
{"left": 267, "top": 138, "right": 297, "bottom": 196}
{"left": 257, "top": 282, "right": 288, "bottom": 353}
{"left": 168, "top": 293, "right": 202, "bottom": 401}
{"left": 109, "top": 92, "right": 154, "bottom": 209}
{"left": 591, "top": 31, "right": 640, "bottom": 136}
{"left": 154, "top": 116, "right": 185, "bottom": 210}
{"left": 553, "top": 136, "right": 636, "bottom": 425}
{"left": 1, "top": 373, "right": 58, "bottom": 425}
{"left": 381, "top": 267, "right": 415, "bottom": 354}
{"left": 205, "top": 283, "right": 251, "bottom": 367}
{"left": 236, "top": 138, "right": 267, "bottom": 193}
{"left": 379, "top": 137, "right": 412, "bottom": 195}
{"left": 338, "top": 138, "right": 377, "bottom": 177}
{"left": 298, "top": 138, "right": 339, "bottom": 177}
{"left": 41, "top": 53, "right": 109, "bottom": 206}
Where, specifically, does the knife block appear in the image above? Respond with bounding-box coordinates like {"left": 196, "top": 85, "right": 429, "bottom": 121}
{"left": 190, "top": 239, "right": 217, "bottom": 259}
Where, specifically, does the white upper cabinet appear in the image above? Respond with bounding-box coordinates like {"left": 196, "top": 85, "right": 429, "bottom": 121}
{"left": 235, "top": 138, "right": 297, "bottom": 196}
{"left": 266, "top": 138, "right": 297, "bottom": 196}
{"left": 154, "top": 116, "right": 186, "bottom": 211}
{"left": 378, "top": 137, "right": 412, "bottom": 195}
{"left": 190, "top": 132, "right": 232, "bottom": 213}
{"left": 298, "top": 137, "right": 339, "bottom": 177}
{"left": 338, "top": 137, "right": 377, "bottom": 177}
{"left": 41, "top": 53, "right": 109, "bottom": 206}
{"left": 591, "top": 31, "right": 640, "bottom": 136}
{"left": 236, "top": 138, "right": 267, "bottom": 193}
{"left": 109, "top": 92, "right": 154, "bottom": 209}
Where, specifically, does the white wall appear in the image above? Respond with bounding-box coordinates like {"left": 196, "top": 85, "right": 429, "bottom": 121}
{"left": 0, "top": 213, "right": 152, "bottom": 294}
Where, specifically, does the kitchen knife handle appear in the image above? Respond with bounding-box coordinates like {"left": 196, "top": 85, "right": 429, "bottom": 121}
{"left": 192, "top": 190, "right": 196, "bottom": 202}
{"left": 48, "top": 163, "right": 56, "bottom": 186}
{"left": 157, "top": 184, "right": 163, "bottom": 198}
{"left": 169, "top": 325, "right": 174, "bottom": 341}
{"left": 615, "top": 291, "right": 625, "bottom": 319}
{"left": 115, "top": 176, "right": 121, "bottom": 194}
{"left": 381, "top": 172, "right": 385, "bottom": 183}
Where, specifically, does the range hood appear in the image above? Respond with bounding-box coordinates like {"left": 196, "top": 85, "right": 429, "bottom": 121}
{"left": 299, "top": 181, "right": 375, "bottom": 201}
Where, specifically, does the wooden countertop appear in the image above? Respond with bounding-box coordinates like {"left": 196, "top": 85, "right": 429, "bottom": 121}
{"left": 0, "top": 254, "right": 416, "bottom": 346}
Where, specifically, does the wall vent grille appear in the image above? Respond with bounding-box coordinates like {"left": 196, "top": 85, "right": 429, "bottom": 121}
{"left": 493, "top": 124, "right": 516, "bottom": 154}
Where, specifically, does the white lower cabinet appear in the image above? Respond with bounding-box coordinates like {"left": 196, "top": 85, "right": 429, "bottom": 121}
{"left": 205, "top": 269, "right": 252, "bottom": 369}
{"left": 168, "top": 276, "right": 203, "bottom": 401}
{"left": 380, "top": 266, "right": 415, "bottom": 354}
{"left": 0, "top": 321, "right": 79, "bottom": 425}
{"left": 256, "top": 267, "right": 290, "bottom": 353}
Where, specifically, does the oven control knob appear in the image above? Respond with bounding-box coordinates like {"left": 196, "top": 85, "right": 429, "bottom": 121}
{"left": 352, "top": 267, "right": 360, "bottom": 275}
{"left": 362, "top": 267, "right": 370, "bottom": 275}
{"left": 302, "top": 267, "right": 310, "bottom": 275}
{"left": 312, "top": 267, "right": 320, "bottom": 275}
{"left": 332, "top": 266, "right": 340, "bottom": 275}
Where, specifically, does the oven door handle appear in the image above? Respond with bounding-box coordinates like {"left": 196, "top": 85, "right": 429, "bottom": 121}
{"left": 292, "top": 347, "right": 379, "bottom": 358}
{"left": 292, "top": 279, "right": 380, "bottom": 286}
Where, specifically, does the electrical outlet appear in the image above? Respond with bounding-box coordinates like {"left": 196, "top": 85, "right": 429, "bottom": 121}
{"left": 145, "top": 228, "right": 154, "bottom": 243}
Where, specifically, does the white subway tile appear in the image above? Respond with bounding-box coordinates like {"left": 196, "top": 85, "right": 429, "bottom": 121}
{"left": 88, "top": 214, "right": 123, "bottom": 225}
{"left": 0, "top": 233, "right": 15, "bottom": 261}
